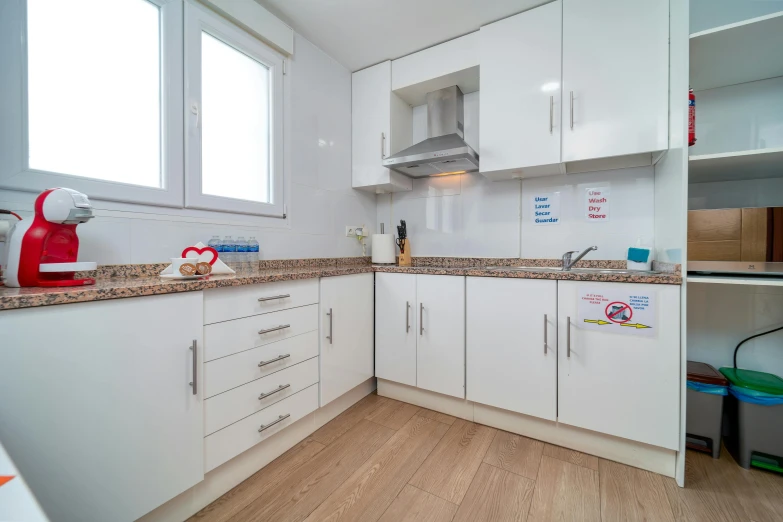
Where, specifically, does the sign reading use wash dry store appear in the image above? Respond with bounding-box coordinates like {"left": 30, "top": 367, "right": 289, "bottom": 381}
{"left": 578, "top": 287, "right": 656, "bottom": 337}
{"left": 585, "top": 187, "right": 610, "bottom": 221}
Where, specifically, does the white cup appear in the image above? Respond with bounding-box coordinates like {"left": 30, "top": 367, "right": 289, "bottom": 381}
{"left": 171, "top": 257, "right": 198, "bottom": 277}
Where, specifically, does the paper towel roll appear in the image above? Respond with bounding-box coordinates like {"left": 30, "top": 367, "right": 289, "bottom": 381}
{"left": 372, "top": 234, "right": 396, "bottom": 264}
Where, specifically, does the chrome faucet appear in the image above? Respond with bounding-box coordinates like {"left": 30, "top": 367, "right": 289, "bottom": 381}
{"left": 562, "top": 246, "right": 598, "bottom": 271}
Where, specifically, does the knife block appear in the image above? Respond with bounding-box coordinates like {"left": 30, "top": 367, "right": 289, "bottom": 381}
{"left": 398, "top": 239, "right": 411, "bottom": 267}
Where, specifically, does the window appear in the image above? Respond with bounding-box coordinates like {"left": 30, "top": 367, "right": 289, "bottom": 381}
{"left": 0, "top": 0, "right": 286, "bottom": 218}
{"left": 184, "top": 1, "right": 285, "bottom": 217}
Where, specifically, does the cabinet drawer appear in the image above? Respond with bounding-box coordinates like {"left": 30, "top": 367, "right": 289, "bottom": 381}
{"left": 204, "top": 279, "right": 319, "bottom": 324}
{"left": 204, "top": 304, "right": 318, "bottom": 362}
{"left": 205, "top": 357, "right": 319, "bottom": 435}
{"left": 204, "top": 331, "right": 318, "bottom": 397}
{"left": 205, "top": 384, "right": 319, "bottom": 472}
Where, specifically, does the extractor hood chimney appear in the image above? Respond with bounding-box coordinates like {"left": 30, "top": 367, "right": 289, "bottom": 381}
{"left": 382, "top": 85, "right": 479, "bottom": 178}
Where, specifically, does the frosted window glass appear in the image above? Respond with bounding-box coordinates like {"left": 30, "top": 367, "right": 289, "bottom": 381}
{"left": 27, "top": 0, "right": 161, "bottom": 187}
{"left": 201, "top": 32, "right": 270, "bottom": 203}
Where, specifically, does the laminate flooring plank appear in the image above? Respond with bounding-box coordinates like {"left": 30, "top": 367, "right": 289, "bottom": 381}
{"left": 303, "top": 415, "right": 450, "bottom": 522}
{"left": 310, "top": 393, "right": 386, "bottom": 445}
{"left": 452, "top": 463, "right": 535, "bottom": 522}
{"left": 416, "top": 407, "right": 456, "bottom": 426}
{"left": 598, "top": 458, "right": 675, "bottom": 522}
{"left": 377, "top": 485, "right": 459, "bottom": 522}
{"left": 365, "top": 397, "right": 420, "bottom": 430}
{"left": 228, "top": 419, "right": 394, "bottom": 522}
{"left": 484, "top": 431, "right": 545, "bottom": 481}
{"left": 542, "top": 443, "right": 599, "bottom": 471}
{"left": 189, "top": 438, "right": 325, "bottom": 522}
{"left": 409, "top": 419, "right": 497, "bottom": 504}
{"left": 527, "top": 455, "right": 601, "bottom": 522}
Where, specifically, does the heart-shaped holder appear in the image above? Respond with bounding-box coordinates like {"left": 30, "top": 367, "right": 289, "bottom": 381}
{"left": 160, "top": 243, "right": 236, "bottom": 276}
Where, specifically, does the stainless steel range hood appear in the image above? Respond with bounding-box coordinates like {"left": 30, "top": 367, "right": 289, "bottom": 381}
{"left": 382, "top": 86, "right": 478, "bottom": 178}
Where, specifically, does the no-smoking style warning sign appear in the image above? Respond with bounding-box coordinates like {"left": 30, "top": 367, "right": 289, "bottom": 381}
{"left": 578, "top": 287, "right": 656, "bottom": 337}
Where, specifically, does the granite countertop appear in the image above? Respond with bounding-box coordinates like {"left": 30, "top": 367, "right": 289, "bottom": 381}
{"left": 0, "top": 257, "right": 680, "bottom": 311}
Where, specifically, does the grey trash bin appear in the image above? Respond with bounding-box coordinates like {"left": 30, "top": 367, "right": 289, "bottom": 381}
{"left": 686, "top": 361, "right": 728, "bottom": 458}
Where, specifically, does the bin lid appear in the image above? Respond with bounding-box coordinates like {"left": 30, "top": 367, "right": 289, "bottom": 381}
{"left": 687, "top": 361, "right": 728, "bottom": 386}
{"left": 719, "top": 367, "right": 783, "bottom": 395}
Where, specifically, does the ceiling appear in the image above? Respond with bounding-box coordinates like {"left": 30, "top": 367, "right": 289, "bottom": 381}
{"left": 257, "top": 0, "right": 550, "bottom": 71}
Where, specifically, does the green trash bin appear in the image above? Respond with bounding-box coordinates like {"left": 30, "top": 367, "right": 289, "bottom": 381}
{"left": 719, "top": 367, "right": 783, "bottom": 471}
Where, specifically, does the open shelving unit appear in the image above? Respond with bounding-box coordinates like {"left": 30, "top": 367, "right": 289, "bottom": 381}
{"left": 689, "top": 12, "right": 783, "bottom": 91}
{"left": 687, "top": 274, "right": 783, "bottom": 287}
{"left": 689, "top": 147, "right": 783, "bottom": 184}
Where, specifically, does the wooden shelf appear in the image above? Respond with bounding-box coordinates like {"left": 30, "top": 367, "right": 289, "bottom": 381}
{"left": 690, "top": 12, "right": 783, "bottom": 91}
{"left": 688, "top": 274, "right": 783, "bottom": 287}
{"left": 688, "top": 147, "right": 783, "bottom": 183}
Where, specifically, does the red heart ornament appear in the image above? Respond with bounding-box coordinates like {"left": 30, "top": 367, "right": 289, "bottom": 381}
{"left": 181, "top": 246, "right": 219, "bottom": 265}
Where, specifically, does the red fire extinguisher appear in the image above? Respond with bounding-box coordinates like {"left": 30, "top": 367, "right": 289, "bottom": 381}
{"left": 688, "top": 87, "right": 696, "bottom": 147}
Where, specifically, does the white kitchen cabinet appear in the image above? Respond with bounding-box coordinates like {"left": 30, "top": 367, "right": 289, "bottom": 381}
{"left": 416, "top": 275, "right": 466, "bottom": 399}
{"left": 480, "top": 1, "right": 563, "bottom": 179}
{"left": 557, "top": 281, "right": 680, "bottom": 450}
{"left": 466, "top": 277, "right": 557, "bottom": 420}
{"left": 319, "top": 273, "right": 375, "bottom": 406}
{"left": 375, "top": 272, "right": 417, "bottom": 387}
{"left": 0, "top": 293, "right": 204, "bottom": 522}
{"left": 561, "top": 0, "right": 669, "bottom": 163}
{"left": 352, "top": 61, "right": 412, "bottom": 193}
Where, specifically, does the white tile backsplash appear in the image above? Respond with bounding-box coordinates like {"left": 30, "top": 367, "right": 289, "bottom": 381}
{"left": 0, "top": 33, "right": 375, "bottom": 264}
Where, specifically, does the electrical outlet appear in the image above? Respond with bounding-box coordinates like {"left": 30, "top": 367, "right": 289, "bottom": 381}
{"left": 345, "top": 226, "right": 359, "bottom": 237}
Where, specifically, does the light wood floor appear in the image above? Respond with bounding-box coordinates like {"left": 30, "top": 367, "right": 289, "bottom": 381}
{"left": 191, "top": 393, "right": 783, "bottom": 522}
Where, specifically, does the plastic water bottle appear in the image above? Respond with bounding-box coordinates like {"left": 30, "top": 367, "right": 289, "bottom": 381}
{"left": 236, "top": 237, "right": 249, "bottom": 272}
{"left": 207, "top": 235, "right": 221, "bottom": 252}
{"left": 221, "top": 236, "right": 236, "bottom": 265}
{"left": 248, "top": 237, "right": 260, "bottom": 264}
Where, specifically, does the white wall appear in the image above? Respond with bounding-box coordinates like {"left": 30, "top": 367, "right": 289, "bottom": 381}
{"left": 0, "top": 33, "right": 375, "bottom": 264}
{"left": 378, "top": 91, "right": 656, "bottom": 259}
{"left": 690, "top": 0, "right": 783, "bottom": 34}
{"left": 688, "top": 283, "right": 783, "bottom": 378}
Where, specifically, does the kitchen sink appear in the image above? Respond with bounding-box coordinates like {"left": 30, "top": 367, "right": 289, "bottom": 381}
{"left": 485, "top": 266, "right": 561, "bottom": 272}
{"left": 485, "top": 266, "right": 660, "bottom": 275}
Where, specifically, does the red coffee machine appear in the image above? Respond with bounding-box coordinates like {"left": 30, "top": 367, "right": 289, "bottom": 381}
{"left": 1, "top": 188, "right": 97, "bottom": 287}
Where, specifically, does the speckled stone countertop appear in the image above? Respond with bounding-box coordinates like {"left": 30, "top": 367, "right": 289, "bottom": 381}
{"left": 0, "top": 256, "right": 680, "bottom": 311}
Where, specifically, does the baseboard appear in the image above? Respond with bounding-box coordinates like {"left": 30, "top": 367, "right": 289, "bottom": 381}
{"left": 378, "top": 378, "right": 676, "bottom": 478}
{"left": 137, "top": 377, "right": 376, "bottom": 522}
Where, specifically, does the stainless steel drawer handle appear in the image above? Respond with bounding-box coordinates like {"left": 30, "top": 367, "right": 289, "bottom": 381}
{"left": 567, "top": 316, "right": 571, "bottom": 358}
{"left": 258, "top": 324, "right": 290, "bottom": 335}
{"left": 549, "top": 95, "right": 554, "bottom": 134}
{"left": 258, "top": 384, "right": 290, "bottom": 400}
{"left": 258, "top": 413, "right": 290, "bottom": 433}
{"left": 258, "top": 354, "right": 290, "bottom": 367}
{"left": 543, "top": 314, "right": 548, "bottom": 354}
{"left": 406, "top": 301, "right": 410, "bottom": 333}
{"left": 258, "top": 294, "right": 290, "bottom": 302}
{"left": 419, "top": 303, "right": 424, "bottom": 336}
{"left": 381, "top": 132, "right": 386, "bottom": 159}
{"left": 189, "top": 339, "right": 198, "bottom": 395}
{"left": 326, "top": 308, "right": 333, "bottom": 344}
{"left": 569, "top": 91, "right": 574, "bottom": 130}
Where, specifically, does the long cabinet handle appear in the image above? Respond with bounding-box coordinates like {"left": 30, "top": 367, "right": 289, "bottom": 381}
{"left": 406, "top": 301, "right": 410, "bottom": 332}
{"left": 569, "top": 91, "right": 574, "bottom": 130}
{"left": 567, "top": 316, "right": 571, "bottom": 358}
{"left": 258, "top": 294, "right": 290, "bottom": 302}
{"left": 419, "top": 303, "right": 424, "bottom": 336}
{"left": 258, "top": 324, "right": 290, "bottom": 335}
{"left": 258, "top": 383, "right": 290, "bottom": 400}
{"left": 258, "top": 413, "right": 290, "bottom": 433}
{"left": 326, "top": 308, "right": 333, "bottom": 344}
{"left": 549, "top": 96, "right": 554, "bottom": 134}
{"left": 543, "top": 314, "right": 548, "bottom": 354}
{"left": 381, "top": 132, "right": 386, "bottom": 159}
{"left": 189, "top": 340, "right": 198, "bottom": 395}
{"left": 258, "top": 353, "right": 290, "bottom": 367}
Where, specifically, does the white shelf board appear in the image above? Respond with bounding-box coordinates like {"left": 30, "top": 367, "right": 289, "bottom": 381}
{"left": 690, "top": 11, "right": 783, "bottom": 91}
{"left": 688, "top": 147, "right": 783, "bottom": 183}
{"left": 688, "top": 275, "right": 783, "bottom": 287}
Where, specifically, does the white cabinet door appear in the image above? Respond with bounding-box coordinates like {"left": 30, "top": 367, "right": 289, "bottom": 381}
{"left": 466, "top": 277, "right": 557, "bottom": 420}
{"left": 480, "top": 1, "right": 562, "bottom": 176}
{"left": 0, "top": 293, "right": 204, "bottom": 522}
{"left": 375, "top": 272, "right": 417, "bottom": 387}
{"left": 320, "top": 273, "right": 375, "bottom": 406}
{"left": 557, "top": 281, "right": 680, "bottom": 450}
{"left": 416, "top": 275, "right": 465, "bottom": 398}
{"left": 561, "top": 0, "right": 669, "bottom": 162}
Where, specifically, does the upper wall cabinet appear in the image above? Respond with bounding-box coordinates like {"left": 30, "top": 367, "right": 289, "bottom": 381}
{"left": 351, "top": 61, "right": 412, "bottom": 193}
{"left": 480, "top": 0, "right": 563, "bottom": 179}
{"left": 481, "top": 0, "right": 670, "bottom": 181}
{"left": 561, "top": 0, "right": 669, "bottom": 165}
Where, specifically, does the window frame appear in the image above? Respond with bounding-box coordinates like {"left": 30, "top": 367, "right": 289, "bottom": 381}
{"left": 184, "top": 0, "right": 286, "bottom": 218}
{"left": 0, "top": 0, "right": 185, "bottom": 208}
